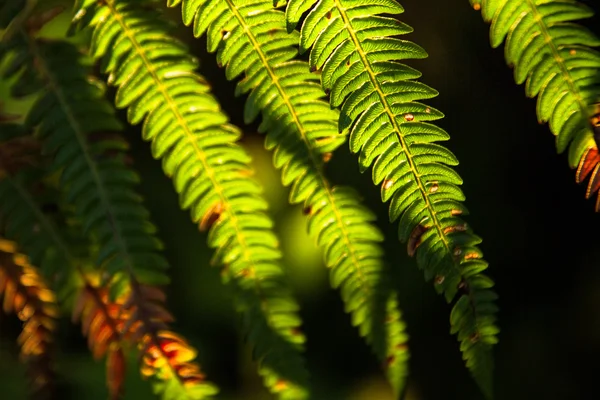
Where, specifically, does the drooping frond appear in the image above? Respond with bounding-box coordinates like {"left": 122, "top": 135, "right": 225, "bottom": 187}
{"left": 72, "top": 281, "right": 127, "bottom": 400}
{"left": 73, "top": 0, "right": 309, "bottom": 396}
{"left": 286, "top": 0, "right": 499, "bottom": 396}
{"left": 0, "top": 126, "right": 130, "bottom": 397}
{"left": 1, "top": 33, "right": 216, "bottom": 398}
{"left": 475, "top": 0, "right": 600, "bottom": 209}
{"left": 0, "top": 237, "right": 58, "bottom": 399}
{"left": 2, "top": 36, "right": 165, "bottom": 292}
{"left": 169, "top": 0, "right": 410, "bottom": 395}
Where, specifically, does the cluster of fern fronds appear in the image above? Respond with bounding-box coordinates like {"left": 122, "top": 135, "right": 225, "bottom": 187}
{"left": 0, "top": 0, "right": 598, "bottom": 399}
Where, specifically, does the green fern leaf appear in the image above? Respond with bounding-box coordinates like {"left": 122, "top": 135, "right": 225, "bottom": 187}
{"left": 476, "top": 0, "right": 600, "bottom": 209}
{"left": 5, "top": 38, "right": 168, "bottom": 293}
{"left": 168, "top": 0, "right": 410, "bottom": 395}
{"left": 74, "top": 0, "right": 310, "bottom": 397}
{"left": 1, "top": 35, "right": 218, "bottom": 399}
{"left": 286, "top": 0, "right": 499, "bottom": 397}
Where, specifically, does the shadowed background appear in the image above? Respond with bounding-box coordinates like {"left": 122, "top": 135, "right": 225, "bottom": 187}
{"left": 1, "top": 1, "right": 599, "bottom": 399}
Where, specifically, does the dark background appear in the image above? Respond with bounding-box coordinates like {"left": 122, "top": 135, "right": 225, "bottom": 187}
{"left": 1, "top": 1, "right": 600, "bottom": 399}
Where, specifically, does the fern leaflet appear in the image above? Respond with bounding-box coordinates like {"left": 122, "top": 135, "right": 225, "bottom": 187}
{"left": 74, "top": 0, "right": 310, "bottom": 396}
{"left": 286, "top": 0, "right": 499, "bottom": 396}
{"left": 169, "top": 0, "right": 410, "bottom": 395}
{"left": 476, "top": 0, "right": 600, "bottom": 209}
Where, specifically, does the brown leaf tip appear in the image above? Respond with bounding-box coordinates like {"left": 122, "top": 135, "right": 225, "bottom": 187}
{"left": 121, "top": 285, "right": 208, "bottom": 388}
{"left": 72, "top": 282, "right": 126, "bottom": 399}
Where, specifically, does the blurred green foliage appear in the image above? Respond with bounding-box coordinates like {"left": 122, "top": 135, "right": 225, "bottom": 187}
{"left": 1, "top": 1, "right": 599, "bottom": 399}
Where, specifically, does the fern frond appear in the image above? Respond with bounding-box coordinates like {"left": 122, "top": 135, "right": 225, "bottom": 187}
{"left": 2, "top": 36, "right": 164, "bottom": 292}
{"left": 1, "top": 125, "right": 129, "bottom": 398}
{"left": 169, "top": 0, "right": 410, "bottom": 395}
{"left": 1, "top": 137, "right": 126, "bottom": 399}
{"left": 72, "top": 281, "right": 127, "bottom": 400}
{"left": 0, "top": 237, "right": 58, "bottom": 399}
{"left": 476, "top": 0, "right": 600, "bottom": 209}
{"left": 286, "top": 0, "right": 499, "bottom": 396}
{"left": 1, "top": 34, "right": 217, "bottom": 398}
{"left": 73, "top": 0, "right": 309, "bottom": 396}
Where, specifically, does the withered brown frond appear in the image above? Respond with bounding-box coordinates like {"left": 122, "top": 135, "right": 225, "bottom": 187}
{"left": 121, "top": 284, "right": 209, "bottom": 390}
{"left": 0, "top": 237, "right": 58, "bottom": 399}
{"left": 72, "top": 282, "right": 127, "bottom": 400}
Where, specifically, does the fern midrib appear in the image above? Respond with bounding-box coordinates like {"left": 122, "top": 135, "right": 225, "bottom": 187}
{"left": 105, "top": 2, "right": 282, "bottom": 338}
{"left": 332, "top": 0, "right": 485, "bottom": 332}
{"left": 524, "top": 0, "right": 592, "bottom": 124}
{"left": 27, "top": 36, "right": 134, "bottom": 275}
{"left": 224, "top": 0, "right": 371, "bottom": 297}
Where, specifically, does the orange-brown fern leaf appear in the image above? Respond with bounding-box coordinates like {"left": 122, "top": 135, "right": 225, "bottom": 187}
{"left": 574, "top": 108, "right": 600, "bottom": 211}
{"left": 72, "top": 281, "right": 127, "bottom": 400}
{"left": 576, "top": 145, "right": 600, "bottom": 212}
{"left": 120, "top": 284, "right": 211, "bottom": 393}
{"left": 0, "top": 237, "right": 58, "bottom": 399}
